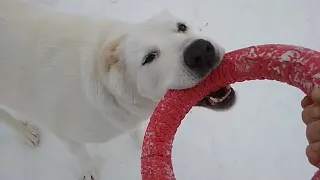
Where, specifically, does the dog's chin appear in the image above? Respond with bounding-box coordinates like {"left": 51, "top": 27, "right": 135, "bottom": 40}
{"left": 196, "top": 85, "right": 236, "bottom": 111}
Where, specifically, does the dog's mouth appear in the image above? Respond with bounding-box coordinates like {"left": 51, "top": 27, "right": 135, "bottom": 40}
{"left": 196, "top": 85, "right": 236, "bottom": 111}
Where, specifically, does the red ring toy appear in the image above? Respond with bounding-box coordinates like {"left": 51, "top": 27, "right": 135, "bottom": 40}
{"left": 140, "top": 44, "right": 320, "bottom": 180}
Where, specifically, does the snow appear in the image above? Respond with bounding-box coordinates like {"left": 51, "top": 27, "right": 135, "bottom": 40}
{"left": 280, "top": 51, "right": 298, "bottom": 62}
{"left": 1, "top": 0, "right": 319, "bottom": 179}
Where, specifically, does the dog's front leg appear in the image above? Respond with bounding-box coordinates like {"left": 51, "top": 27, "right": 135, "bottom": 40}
{"left": 63, "top": 140, "right": 105, "bottom": 180}
{"left": 0, "top": 108, "right": 40, "bottom": 147}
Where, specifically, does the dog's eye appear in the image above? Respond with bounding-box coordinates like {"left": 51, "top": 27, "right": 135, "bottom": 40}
{"left": 176, "top": 22, "right": 188, "bottom": 33}
{"left": 142, "top": 50, "right": 159, "bottom": 66}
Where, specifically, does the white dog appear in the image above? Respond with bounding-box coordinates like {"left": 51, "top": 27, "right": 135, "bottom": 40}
{"left": 0, "top": 0, "right": 236, "bottom": 179}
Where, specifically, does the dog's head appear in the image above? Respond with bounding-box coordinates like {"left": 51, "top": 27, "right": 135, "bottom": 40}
{"left": 99, "top": 10, "right": 236, "bottom": 111}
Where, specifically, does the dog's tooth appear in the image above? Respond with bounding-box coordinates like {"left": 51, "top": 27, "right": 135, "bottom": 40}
{"left": 214, "top": 89, "right": 232, "bottom": 103}
{"left": 209, "top": 97, "right": 219, "bottom": 103}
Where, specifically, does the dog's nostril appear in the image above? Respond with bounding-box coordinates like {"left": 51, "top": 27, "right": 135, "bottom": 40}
{"left": 206, "top": 44, "right": 214, "bottom": 53}
{"left": 192, "top": 56, "right": 202, "bottom": 67}
{"left": 194, "top": 56, "right": 201, "bottom": 62}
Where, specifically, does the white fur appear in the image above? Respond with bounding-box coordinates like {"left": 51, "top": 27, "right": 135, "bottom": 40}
{"left": 0, "top": 0, "right": 225, "bottom": 179}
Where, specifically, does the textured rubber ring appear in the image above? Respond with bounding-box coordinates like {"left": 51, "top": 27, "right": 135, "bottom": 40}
{"left": 141, "top": 44, "right": 320, "bottom": 180}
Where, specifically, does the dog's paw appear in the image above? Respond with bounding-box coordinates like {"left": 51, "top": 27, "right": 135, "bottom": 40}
{"left": 83, "top": 168, "right": 99, "bottom": 180}
{"left": 20, "top": 122, "right": 40, "bottom": 148}
{"left": 80, "top": 155, "right": 105, "bottom": 180}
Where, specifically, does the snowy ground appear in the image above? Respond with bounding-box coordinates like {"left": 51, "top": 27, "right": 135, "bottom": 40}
{"left": 1, "top": 0, "right": 320, "bottom": 179}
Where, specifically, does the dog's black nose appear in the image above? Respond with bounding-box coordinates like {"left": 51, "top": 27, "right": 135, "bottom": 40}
{"left": 184, "top": 39, "right": 219, "bottom": 76}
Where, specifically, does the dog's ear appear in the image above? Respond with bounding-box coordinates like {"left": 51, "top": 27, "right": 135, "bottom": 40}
{"left": 99, "top": 36, "right": 126, "bottom": 74}
{"left": 99, "top": 36, "right": 140, "bottom": 103}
